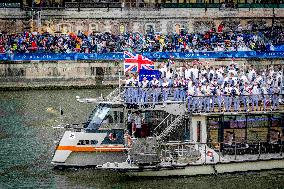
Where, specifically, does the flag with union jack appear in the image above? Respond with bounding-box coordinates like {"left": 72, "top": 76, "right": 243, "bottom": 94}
{"left": 124, "top": 51, "right": 154, "bottom": 73}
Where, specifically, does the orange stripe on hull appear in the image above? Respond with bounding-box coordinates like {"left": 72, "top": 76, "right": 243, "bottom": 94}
{"left": 57, "top": 145, "right": 126, "bottom": 152}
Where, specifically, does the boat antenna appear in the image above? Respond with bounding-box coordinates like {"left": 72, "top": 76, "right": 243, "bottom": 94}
{"left": 119, "top": 66, "right": 121, "bottom": 95}
{"left": 59, "top": 106, "right": 63, "bottom": 126}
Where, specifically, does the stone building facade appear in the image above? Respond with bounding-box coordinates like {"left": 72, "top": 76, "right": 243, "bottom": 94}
{"left": 0, "top": 8, "right": 283, "bottom": 34}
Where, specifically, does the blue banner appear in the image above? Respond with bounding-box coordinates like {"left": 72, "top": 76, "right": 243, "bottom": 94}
{"left": 139, "top": 69, "right": 161, "bottom": 82}
{"left": 1, "top": 51, "right": 284, "bottom": 61}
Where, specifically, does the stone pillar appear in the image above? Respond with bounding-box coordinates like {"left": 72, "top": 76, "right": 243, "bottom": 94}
{"left": 187, "top": 19, "right": 194, "bottom": 33}
{"left": 133, "top": 22, "right": 140, "bottom": 32}
{"left": 160, "top": 20, "right": 168, "bottom": 34}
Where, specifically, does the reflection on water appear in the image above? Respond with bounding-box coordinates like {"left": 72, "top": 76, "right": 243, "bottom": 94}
{"left": 0, "top": 89, "right": 284, "bottom": 189}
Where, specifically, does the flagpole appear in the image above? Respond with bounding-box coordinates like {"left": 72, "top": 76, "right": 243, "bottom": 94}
{"left": 59, "top": 106, "right": 63, "bottom": 126}
{"left": 119, "top": 64, "right": 121, "bottom": 95}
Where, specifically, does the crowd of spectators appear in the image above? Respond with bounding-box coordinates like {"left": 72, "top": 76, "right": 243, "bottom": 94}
{"left": 0, "top": 25, "right": 283, "bottom": 54}
{"left": 124, "top": 61, "right": 283, "bottom": 112}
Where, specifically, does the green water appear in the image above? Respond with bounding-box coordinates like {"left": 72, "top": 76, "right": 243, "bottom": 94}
{"left": 0, "top": 89, "right": 284, "bottom": 189}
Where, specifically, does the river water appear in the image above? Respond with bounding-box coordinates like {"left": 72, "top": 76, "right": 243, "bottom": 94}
{"left": 0, "top": 89, "right": 284, "bottom": 189}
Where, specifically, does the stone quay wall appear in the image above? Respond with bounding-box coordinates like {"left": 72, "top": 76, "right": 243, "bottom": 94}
{"left": 0, "top": 59, "right": 282, "bottom": 90}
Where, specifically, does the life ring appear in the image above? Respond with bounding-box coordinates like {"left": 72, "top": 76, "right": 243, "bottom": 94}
{"left": 109, "top": 133, "right": 116, "bottom": 141}
{"left": 207, "top": 151, "right": 213, "bottom": 157}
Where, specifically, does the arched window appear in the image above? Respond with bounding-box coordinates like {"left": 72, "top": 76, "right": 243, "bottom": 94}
{"left": 145, "top": 24, "right": 155, "bottom": 34}
{"left": 111, "top": 25, "right": 119, "bottom": 35}
{"left": 57, "top": 23, "right": 71, "bottom": 33}
{"left": 89, "top": 23, "right": 98, "bottom": 32}
{"left": 119, "top": 24, "right": 125, "bottom": 33}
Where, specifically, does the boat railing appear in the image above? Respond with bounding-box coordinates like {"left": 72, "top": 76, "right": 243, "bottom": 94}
{"left": 105, "top": 87, "right": 122, "bottom": 101}
{"left": 212, "top": 139, "right": 283, "bottom": 163}
{"left": 52, "top": 123, "right": 85, "bottom": 132}
{"left": 159, "top": 139, "right": 283, "bottom": 163}
{"left": 122, "top": 86, "right": 284, "bottom": 113}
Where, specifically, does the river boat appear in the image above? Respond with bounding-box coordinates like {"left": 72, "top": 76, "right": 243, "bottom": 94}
{"left": 51, "top": 87, "right": 284, "bottom": 176}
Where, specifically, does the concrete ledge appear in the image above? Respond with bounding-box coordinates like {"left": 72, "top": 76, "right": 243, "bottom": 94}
{"left": 0, "top": 8, "right": 282, "bottom": 19}
{"left": 0, "top": 81, "right": 117, "bottom": 91}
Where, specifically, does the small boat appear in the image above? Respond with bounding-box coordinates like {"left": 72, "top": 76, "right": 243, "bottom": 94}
{"left": 51, "top": 87, "right": 284, "bottom": 176}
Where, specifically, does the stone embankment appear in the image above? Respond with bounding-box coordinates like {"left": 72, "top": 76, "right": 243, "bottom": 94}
{"left": 0, "top": 59, "right": 281, "bottom": 90}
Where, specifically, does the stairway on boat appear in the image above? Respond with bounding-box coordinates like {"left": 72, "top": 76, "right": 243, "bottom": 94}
{"left": 154, "top": 114, "right": 185, "bottom": 141}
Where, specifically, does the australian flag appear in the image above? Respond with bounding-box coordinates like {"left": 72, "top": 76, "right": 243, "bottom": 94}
{"left": 124, "top": 51, "right": 154, "bottom": 73}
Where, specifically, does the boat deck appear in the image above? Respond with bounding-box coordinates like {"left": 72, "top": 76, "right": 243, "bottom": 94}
{"left": 223, "top": 153, "right": 283, "bottom": 163}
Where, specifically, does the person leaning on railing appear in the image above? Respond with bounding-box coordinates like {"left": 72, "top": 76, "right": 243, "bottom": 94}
{"left": 216, "top": 85, "right": 223, "bottom": 112}
{"left": 241, "top": 83, "right": 250, "bottom": 112}
{"left": 173, "top": 77, "right": 180, "bottom": 101}
{"left": 140, "top": 77, "right": 149, "bottom": 105}
{"left": 179, "top": 77, "right": 187, "bottom": 102}
{"left": 124, "top": 75, "right": 135, "bottom": 104}
{"left": 150, "top": 76, "right": 160, "bottom": 106}
{"left": 231, "top": 84, "right": 240, "bottom": 112}
{"left": 122, "top": 60, "right": 283, "bottom": 113}
{"left": 261, "top": 83, "right": 268, "bottom": 111}
{"left": 272, "top": 85, "right": 281, "bottom": 111}
{"left": 204, "top": 82, "right": 211, "bottom": 112}
{"left": 223, "top": 83, "right": 231, "bottom": 112}
{"left": 187, "top": 81, "right": 195, "bottom": 112}
{"left": 131, "top": 76, "right": 139, "bottom": 104}
{"left": 162, "top": 77, "right": 170, "bottom": 102}
{"left": 251, "top": 83, "right": 260, "bottom": 111}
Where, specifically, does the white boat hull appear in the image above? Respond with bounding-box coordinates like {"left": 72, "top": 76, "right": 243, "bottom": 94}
{"left": 125, "top": 158, "right": 284, "bottom": 177}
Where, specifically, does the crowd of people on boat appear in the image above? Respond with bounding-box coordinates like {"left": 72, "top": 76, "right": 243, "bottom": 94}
{"left": 0, "top": 25, "right": 283, "bottom": 54}
{"left": 123, "top": 61, "right": 283, "bottom": 112}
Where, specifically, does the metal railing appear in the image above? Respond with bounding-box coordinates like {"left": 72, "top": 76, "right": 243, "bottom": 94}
{"left": 211, "top": 140, "right": 283, "bottom": 161}
{"left": 162, "top": 3, "right": 284, "bottom": 9}
{"left": 122, "top": 86, "right": 284, "bottom": 112}
{"left": 159, "top": 140, "right": 283, "bottom": 164}
{"left": 153, "top": 114, "right": 172, "bottom": 133}
{"left": 106, "top": 87, "right": 121, "bottom": 101}
{"left": 156, "top": 115, "right": 183, "bottom": 141}
{"left": 9, "top": 2, "right": 284, "bottom": 10}
{"left": 0, "top": 2, "right": 21, "bottom": 8}
{"left": 65, "top": 2, "right": 121, "bottom": 9}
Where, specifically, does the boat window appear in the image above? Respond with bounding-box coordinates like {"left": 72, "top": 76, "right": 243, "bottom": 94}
{"left": 270, "top": 114, "right": 283, "bottom": 144}
{"left": 85, "top": 103, "right": 125, "bottom": 131}
{"left": 223, "top": 115, "right": 246, "bottom": 143}
{"left": 85, "top": 104, "right": 111, "bottom": 130}
{"left": 113, "top": 111, "right": 124, "bottom": 124}
{"left": 247, "top": 115, "right": 269, "bottom": 143}
{"left": 120, "top": 112, "right": 124, "bottom": 123}
{"left": 207, "top": 116, "right": 222, "bottom": 149}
